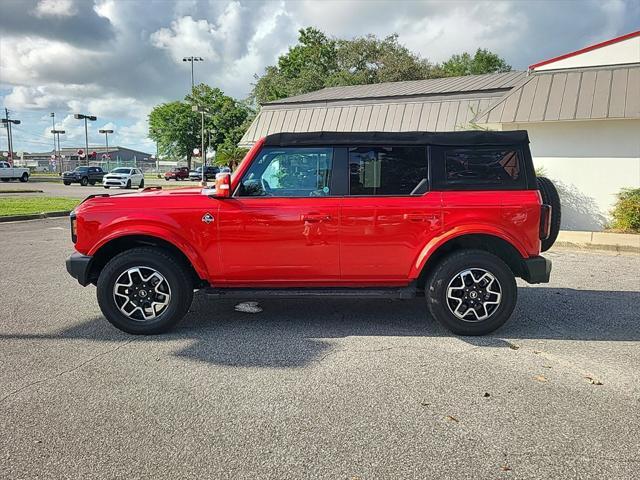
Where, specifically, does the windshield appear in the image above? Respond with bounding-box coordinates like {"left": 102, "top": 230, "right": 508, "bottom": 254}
{"left": 74, "top": 167, "right": 89, "bottom": 172}
{"left": 111, "top": 168, "right": 131, "bottom": 174}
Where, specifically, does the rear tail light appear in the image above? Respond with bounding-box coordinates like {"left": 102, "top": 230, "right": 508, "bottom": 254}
{"left": 540, "top": 204, "right": 551, "bottom": 240}
{"left": 70, "top": 212, "right": 77, "bottom": 243}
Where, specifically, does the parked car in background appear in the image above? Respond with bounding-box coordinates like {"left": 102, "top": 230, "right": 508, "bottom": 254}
{"left": 164, "top": 167, "right": 190, "bottom": 181}
{"left": 0, "top": 161, "right": 29, "bottom": 182}
{"left": 66, "top": 131, "right": 560, "bottom": 336}
{"left": 188, "top": 166, "right": 220, "bottom": 181}
{"left": 62, "top": 166, "right": 105, "bottom": 186}
{"left": 103, "top": 167, "right": 144, "bottom": 189}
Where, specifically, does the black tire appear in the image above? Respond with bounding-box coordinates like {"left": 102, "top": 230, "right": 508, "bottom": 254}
{"left": 63, "top": 181, "right": 71, "bottom": 186}
{"left": 139, "top": 179, "right": 144, "bottom": 189}
{"left": 537, "top": 176, "right": 561, "bottom": 252}
{"left": 80, "top": 176, "right": 89, "bottom": 186}
{"left": 104, "top": 186, "right": 110, "bottom": 189}
{"left": 125, "top": 179, "right": 131, "bottom": 189}
{"left": 19, "top": 173, "right": 29, "bottom": 182}
{"left": 97, "top": 247, "right": 194, "bottom": 334}
{"left": 425, "top": 249, "right": 517, "bottom": 336}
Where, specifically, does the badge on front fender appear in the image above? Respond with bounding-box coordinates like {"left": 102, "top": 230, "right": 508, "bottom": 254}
{"left": 202, "top": 213, "right": 214, "bottom": 224}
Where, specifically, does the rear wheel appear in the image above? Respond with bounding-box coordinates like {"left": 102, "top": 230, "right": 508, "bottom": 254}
{"left": 537, "top": 176, "right": 561, "bottom": 252}
{"left": 80, "top": 176, "right": 89, "bottom": 186}
{"left": 19, "top": 173, "right": 29, "bottom": 182}
{"left": 425, "top": 249, "right": 517, "bottom": 336}
{"left": 97, "top": 247, "right": 194, "bottom": 334}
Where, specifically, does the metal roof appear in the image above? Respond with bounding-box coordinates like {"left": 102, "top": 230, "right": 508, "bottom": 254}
{"left": 240, "top": 72, "right": 528, "bottom": 146}
{"left": 240, "top": 96, "right": 506, "bottom": 146}
{"left": 265, "top": 71, "right": 526, "bottom": 105}
{"left": 476, "top": 64, "right": 640, "bottom": 123}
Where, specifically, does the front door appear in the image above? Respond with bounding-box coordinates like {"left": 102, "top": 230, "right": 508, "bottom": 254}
{"left": 340, "top": 145, "right": 442, "bottom": 284}
{"left": 218, "top": 147, "right": 340, "bottom": 285}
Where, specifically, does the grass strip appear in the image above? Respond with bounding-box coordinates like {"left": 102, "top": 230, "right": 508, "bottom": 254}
{"left": 0, "top": 197, "right": 80, "bottom": 216}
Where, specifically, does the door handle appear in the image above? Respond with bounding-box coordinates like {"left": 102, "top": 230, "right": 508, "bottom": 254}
{"left": 302, "top": 214, "right": 332, "bottom": 223}
{"left": 404, "top": 213, "right": 439, "bottom": 222}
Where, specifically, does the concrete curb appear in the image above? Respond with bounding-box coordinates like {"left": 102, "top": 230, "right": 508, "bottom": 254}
{"left": 0, "top": 210, "right": 71, "bottom": 223}
{"left": 556, "top": 230, "right": 640, "bottom": 253}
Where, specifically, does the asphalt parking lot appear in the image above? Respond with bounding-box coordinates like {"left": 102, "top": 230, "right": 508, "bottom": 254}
{"left": 1, "top": 218, "right": 639, "bottom": 479}
{"left": 0, "top": 177, "right": 202, "bottom": 198}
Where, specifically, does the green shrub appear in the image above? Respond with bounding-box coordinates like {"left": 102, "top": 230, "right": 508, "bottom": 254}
{"left": 609, "top": 188, "right": 640, "bottom": 233}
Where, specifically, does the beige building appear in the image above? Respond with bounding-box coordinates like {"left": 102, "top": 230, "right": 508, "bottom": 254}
{"left": 241, "top": 31, "right": 640, "bottom": 230}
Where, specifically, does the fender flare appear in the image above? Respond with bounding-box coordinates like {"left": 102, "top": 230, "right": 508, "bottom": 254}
{"left": 409, "top": 225, "right": 529, "bottom": 279}
{"left": 88, "top": 225, "right": 209, "bottom": 280}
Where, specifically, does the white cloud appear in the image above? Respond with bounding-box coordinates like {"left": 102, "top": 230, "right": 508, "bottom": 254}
{"left": 33, "top": 0, "right": 78, "bottom": 18}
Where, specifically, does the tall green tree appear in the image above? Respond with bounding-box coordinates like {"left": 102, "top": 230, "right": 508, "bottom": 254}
{"left": 149, "top": 84, "right": 254, "bottom": 169}
{"left": 441, "top": 48, "right": 511, "bottom": 77}
{"left": 252, "top": 28, "right": 511, "bottom": 105}
{"left": 148, "top": 101, "right": 199, "bottom": 168}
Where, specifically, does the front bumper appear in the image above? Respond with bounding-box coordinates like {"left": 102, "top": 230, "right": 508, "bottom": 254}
{"left": 66, "top": 252, "right": 93, "bottom": 286}
{"left": 103, "top": 178, "right": 127, "bottom": 187}
{"left": 521, "top": 255, "right": 552, "bottom": 284}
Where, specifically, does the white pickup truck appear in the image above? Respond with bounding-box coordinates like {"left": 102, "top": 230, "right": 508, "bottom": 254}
{"left": 0, "top": 161, "right": 29, "bottom": 182}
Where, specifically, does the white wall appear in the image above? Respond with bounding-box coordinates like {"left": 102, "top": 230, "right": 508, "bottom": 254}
{"left": 503, "top": 120, "right": 640, "bottom": 231}
{"left": 533, "top": 35, "right": 640, "bottom": 71}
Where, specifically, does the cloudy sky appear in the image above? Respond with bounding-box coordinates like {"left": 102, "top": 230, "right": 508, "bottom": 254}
{"left": 1, "top": 0, "right": 638, "bottom": 154}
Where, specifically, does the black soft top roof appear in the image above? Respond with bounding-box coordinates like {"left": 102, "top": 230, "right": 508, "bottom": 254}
{"left": 263, "top": 130, "right": 529, "bottom": 147}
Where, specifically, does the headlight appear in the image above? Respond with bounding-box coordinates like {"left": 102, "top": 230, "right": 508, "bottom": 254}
{"left": 70, "top": 212, "right": 77, "bottom": 243}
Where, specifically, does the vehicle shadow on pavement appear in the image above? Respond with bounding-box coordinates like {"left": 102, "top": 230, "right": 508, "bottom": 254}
{"left": 2, "top": 287, "right": 638, "bottom": 368}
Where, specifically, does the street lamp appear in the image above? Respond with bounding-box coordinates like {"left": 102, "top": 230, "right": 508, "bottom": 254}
{"left": 182, "top": 56, "right": 204, "bottom": 90}
{"left": 74, "top": 113, "right": 96, "bottom": 165}
{"left": 99, "top": 129, "right": 114, "bottom": 163}
{"left": 192, "top": 105, "right": 212, "bottom": 186}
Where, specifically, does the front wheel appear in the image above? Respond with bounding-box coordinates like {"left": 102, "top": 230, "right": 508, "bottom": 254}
{"left": 139, "top": 179, "right": 144, "bottom": 189}
{"left": 19, "top": 173, "right": 29, "bottom": 182}
{"left": 97, "top": 247, "right": 194, "bottom": 334}
{"left": 125, "top": 179, "right": 131, "bottom": 189}
{"left": 80, "top": 176, "right": 89, "bottom": 186}
{"left": 425, "top": 250, "right": 517, "bottom": 336}
{"left": 63, "top": 181, "right": 71, "bottom": 186}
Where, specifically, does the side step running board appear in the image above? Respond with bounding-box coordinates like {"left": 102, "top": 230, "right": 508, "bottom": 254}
{"left": 204, "top": 285, "right": 420, "bottom": 299}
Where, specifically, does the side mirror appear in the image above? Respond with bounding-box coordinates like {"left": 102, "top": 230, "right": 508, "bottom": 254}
{"left": 213, "top": 172, "right": 231, "bottom": 198}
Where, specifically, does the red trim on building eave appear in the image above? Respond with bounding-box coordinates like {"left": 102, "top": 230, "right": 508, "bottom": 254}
{"left": 528, "top": 30, "right": 640, "bottom": 70}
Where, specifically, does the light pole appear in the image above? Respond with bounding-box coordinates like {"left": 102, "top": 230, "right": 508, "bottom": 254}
{"left": 191, "top": 105, "right": 212, "bottom": 186}
{"left": 182, "top": 56, "right": 204, "bottom": 90}
{"left": 74, "top": 113, "right": 96, "bottom": 165}
{"left": 50, "top": 112, "right": 56, "bottom": 158}
{"left": 51, "top": 129, "right": 65, "bottom": 173}
{"left": 99, "top": 129, "right": 113, "bottom": 164}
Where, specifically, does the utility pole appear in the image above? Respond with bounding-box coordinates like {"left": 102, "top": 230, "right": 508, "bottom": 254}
{"left": 2, "top": 109, "right": 21, "bottom": 165}
{"left": 182, "top": 56, "right": 204, "bottom": 91}
{"left": 50, "top": 113, "right": 56, "bottom": 158}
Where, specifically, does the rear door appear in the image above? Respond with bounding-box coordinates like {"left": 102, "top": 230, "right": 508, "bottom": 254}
{"left": 339, "top": 145, "right": 442, "bottom": 284}
{"left": 217, "top": 146, "right": 341, "bottom": 285}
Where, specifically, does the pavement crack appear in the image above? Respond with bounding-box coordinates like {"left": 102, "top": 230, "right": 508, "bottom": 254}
{"left": 0, "top": 340, "right": 134, "bottom": 405}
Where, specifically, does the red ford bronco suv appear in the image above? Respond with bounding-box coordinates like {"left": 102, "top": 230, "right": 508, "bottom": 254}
{"left": 66, "top": 131, "right": 560, "bottom": 336}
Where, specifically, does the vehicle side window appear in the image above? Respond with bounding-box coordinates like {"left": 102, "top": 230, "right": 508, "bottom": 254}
{"left": 238, "top": 147, "right": 333, "bottom": 197}
{"left": 431, "top": 146, "right": 525, "bottom": 190}
{"left": 349, "top": 146, "right": 428, "bottom": 196}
